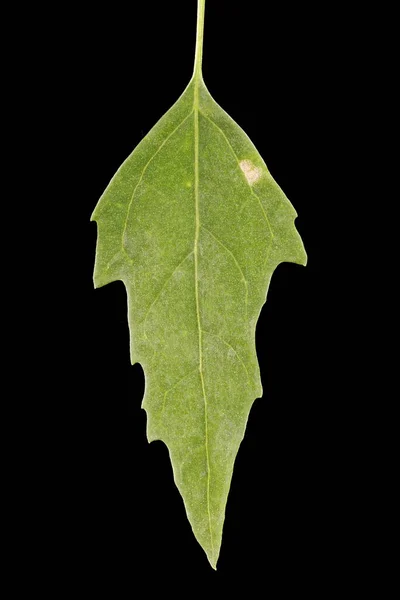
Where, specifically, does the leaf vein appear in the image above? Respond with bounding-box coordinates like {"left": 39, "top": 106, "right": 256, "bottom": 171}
{"left": 202, "top": 329, "right": 251, "bottom": 382}
{"left": 161, "top": 368, "right": 199, "bottom": 418}
{"left": 201, "top": 225, "right": 248, "bottom": 319}
{"left": 121, "top": 109, "right": 194, "bottom": 256}
{"left": 142, "top": 251, "right": 194, "bottom": 335}
{"left": 200, "top": 111, "right": 274, "bottom": 262}
{"left": 194, "top": 85, "right": 214, "bottom": 560}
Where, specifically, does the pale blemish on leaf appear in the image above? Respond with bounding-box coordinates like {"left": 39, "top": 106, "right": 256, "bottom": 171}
{"left": 239, "top": 159, "right": 262, "bottom": 185}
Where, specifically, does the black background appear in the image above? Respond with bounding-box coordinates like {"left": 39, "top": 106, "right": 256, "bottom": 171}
{"left": 25, "top": 0, "right": 385, "bottom": 594}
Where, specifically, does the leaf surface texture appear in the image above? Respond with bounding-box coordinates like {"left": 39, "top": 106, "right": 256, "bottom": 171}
{"left": 92, "top": 59, "right": 306, "bottom": 569}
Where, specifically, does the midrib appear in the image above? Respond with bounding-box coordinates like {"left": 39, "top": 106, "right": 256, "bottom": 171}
{"left": 193, "top": 77, "right": 214, "bottom": 559}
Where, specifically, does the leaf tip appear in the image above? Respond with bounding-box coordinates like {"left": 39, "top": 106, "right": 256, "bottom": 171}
{"left": 207, "top": 554, "right": 218, "bottom": 571}
{"left": 205, "top": 546, "right": 220, "bottom": 571}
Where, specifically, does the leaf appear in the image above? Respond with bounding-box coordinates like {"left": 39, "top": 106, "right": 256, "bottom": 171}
{"left": 91, "top": 0, "right": 306, "bottom": 569}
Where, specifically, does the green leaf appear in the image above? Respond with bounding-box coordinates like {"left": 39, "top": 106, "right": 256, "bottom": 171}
{"left": 91, "top": 0, "right": 306, "bottom": 569}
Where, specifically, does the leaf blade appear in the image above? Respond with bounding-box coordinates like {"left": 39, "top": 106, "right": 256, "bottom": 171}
{"left": 92, "top": 76, "right": 306, "bottom": 568}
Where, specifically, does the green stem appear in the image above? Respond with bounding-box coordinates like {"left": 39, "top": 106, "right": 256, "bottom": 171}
{"left": 193, "top": 0, "right": 206, "bottom": 79}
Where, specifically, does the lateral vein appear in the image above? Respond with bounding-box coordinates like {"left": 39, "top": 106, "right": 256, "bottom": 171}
{"left": 201, "top": 225, "right": 248, "bottom": 319}
{"left": 142, "top": 251, "right": 194, "bottom": 334}
{"left": 201, "top": 329, "right": 251, "bottom": 382}
{"left": 121, "top": 110, "right": 194, "bottom": 255}
{"left": 200, "top": 111, "right": 275, "bottom": 242}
